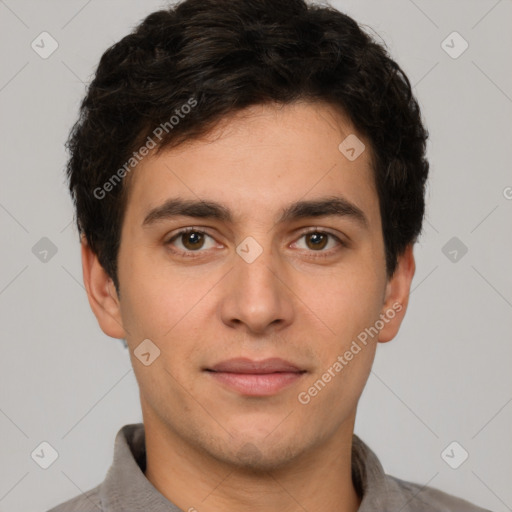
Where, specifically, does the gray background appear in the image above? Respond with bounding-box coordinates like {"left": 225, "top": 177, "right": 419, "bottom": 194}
{"left": 0, "top": 1, "right": 511, "bottom": 511}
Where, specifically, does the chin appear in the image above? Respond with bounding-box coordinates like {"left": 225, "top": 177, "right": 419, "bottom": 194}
{"left": 207, "top": 429, "right": 307, "bottom": 472}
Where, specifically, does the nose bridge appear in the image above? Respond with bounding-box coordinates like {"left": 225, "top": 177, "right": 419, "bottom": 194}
{"left": 219, "top": 236, "right": 294, "bottom": 333}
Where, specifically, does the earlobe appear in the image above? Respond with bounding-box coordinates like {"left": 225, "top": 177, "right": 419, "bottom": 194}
{"left": 378, "top": 244, "right": 416, "bottom": 344}
{"left": 81, "top": 236, "right": 126, "bottom": 339}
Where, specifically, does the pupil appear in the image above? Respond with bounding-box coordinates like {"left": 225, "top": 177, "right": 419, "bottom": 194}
{"left": 308, "top": 232, "right": 327, "bottom": 250}
{"left": 184, "top": 232, "right": 203, "bottom": 249}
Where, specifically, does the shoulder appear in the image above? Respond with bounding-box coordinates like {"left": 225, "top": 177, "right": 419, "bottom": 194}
{"left": 387, "top": 475, "right": 493, "bottom": 512}
{"left": 352, "top": 435, "right": 492, "bottom": 512}
{"left": 46, "top": 484, "right": 103, "bottom": 512}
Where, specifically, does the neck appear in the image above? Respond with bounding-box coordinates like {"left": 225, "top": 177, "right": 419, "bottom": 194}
{"left": 143, "top": 413, "right": 361, "bottom": 512}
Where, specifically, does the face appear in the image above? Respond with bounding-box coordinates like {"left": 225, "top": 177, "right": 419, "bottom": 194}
{"left": 84, "top": 101, "right": 414, "bottom": 471}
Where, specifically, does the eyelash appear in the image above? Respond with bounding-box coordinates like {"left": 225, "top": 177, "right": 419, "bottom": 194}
{"left": 165, "top": 227, "right": 345, "bottom": 259}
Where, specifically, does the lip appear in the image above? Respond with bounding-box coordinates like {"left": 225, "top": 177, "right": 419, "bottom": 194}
{"left": 208, "top": 357, "right": 304, "bottom": 374}
{"left": 205, "top": 357, "right": 306, "bottom": 396}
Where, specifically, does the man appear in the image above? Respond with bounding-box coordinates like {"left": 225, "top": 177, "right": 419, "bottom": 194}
{"left": 48, "top": 0, "right": 490, "bottom": 510}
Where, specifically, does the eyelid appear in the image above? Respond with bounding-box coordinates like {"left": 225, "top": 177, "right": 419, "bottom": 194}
{"left": 166, "top": 226, "right": 211, "bottom": 241}
{"left": 296, "top": 226, "right": 344, "bottom": 238}
{"left": 165, "top": 226, "right": 218, "bottom": 246}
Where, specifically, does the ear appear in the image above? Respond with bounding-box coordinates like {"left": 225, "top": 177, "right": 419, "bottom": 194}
{"left": 378, "top": 244, "right": 416, "bottom": 343}
{"left": 81, "top": 236, "right": 126, "bottom": 339}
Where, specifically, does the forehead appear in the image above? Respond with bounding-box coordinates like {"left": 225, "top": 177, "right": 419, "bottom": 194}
{"left": 123, "top": 101, "right": 379, "bottom": 228}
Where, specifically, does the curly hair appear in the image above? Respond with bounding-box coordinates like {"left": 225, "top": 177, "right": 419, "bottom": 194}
{"left": 66, "top": 0, "right": 429, "bottom": 291}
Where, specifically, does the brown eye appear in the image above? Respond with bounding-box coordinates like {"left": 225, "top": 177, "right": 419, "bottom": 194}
{"left": 305, "top": 232, "right": 329, "bottom": 250}
{"left": 181, "top": 231, "right": 205, "bottom": 250}
{"left": 167, "top": 229, "right": 218, "bottom": 254}
{"left": 291, "top": 230, "right": 343, "bottom": 255}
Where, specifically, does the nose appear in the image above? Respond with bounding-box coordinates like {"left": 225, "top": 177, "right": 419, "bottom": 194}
{"left": 219, "top": 246, "right": 295, "bottom": 335}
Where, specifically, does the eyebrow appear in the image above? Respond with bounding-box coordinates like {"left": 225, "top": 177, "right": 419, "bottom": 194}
{"left": 142, "top": 196, "right": 368, "bottom": 228}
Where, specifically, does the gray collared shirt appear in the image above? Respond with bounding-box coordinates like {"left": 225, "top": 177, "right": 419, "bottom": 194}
{"left": 48, "top": 423, "right": 491, "bottom": 511}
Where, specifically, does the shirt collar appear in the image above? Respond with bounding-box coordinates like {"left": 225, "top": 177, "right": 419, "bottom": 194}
{"left": 100, "top": 423, "right": 182, "bottom": 511}
{"left": 100, "top": 423, "right": 394, "bottom": 512}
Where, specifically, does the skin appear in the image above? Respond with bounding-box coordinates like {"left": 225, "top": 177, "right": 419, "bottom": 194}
{"left": 82, "top": 101, "right": 415, "bottom": 512}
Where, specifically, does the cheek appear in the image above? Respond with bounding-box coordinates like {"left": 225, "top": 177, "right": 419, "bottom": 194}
{"left": 117, "top": 243, "right": 197, "bottom": 335}
{"left": 120, "top": 279, "right": 194, "bottom": 342}
{"left": 294, "top": 329, "right": 377, "bottom": 442}
{"left": 296, "top": 274, "right": 382, "bottom": 411}
{"left": 312, "top": 264, "right": 385, "bottom": 405}
{"left": 302, "top": 265, "right": 385, "bottom": 345}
